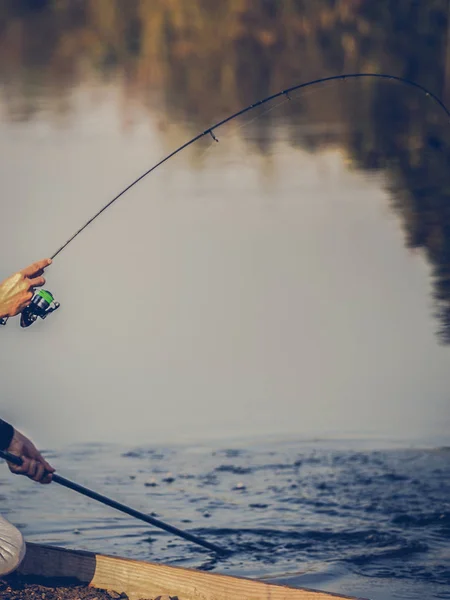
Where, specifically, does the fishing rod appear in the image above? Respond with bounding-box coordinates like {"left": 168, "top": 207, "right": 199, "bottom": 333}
{"left": 3, "top": 72, "right": 450, "bottom": 328}
{"left": 0, "top": 449, "right": 230, "bottom": 556}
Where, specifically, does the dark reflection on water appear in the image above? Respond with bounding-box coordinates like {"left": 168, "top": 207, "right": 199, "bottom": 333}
{"left": 1, "top": 1, "right": 450, "bottom": 343}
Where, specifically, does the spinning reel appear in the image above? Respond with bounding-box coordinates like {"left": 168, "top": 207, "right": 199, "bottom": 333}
{"left": 0, "top": 289, "right": 60, "bottom": 328}
{"left": 20, "top": 289, "right": 60, "bottom": 328}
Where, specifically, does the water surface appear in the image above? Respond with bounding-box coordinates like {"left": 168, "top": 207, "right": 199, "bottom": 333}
{"left": 1, "top": 3, "right": 450, "bottom": 600}
{"left": 2, "top": 437, "right": 450, "bottom": 600}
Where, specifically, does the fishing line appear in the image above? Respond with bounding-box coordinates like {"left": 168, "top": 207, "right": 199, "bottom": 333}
{"left": 50, "top": 73, "right": 450, "bottom": 260}
{"left": 187, "top": 79, "right": 340, "bottom": 191}
{"left": 172, "top": 93, "right": 293, "bottom": 182}
{"left": 185, "top": 79, "right": 331, "bottom": 172}
{"left": 185, "top": 82, "right": 325, "bottom": 171}
{"left": 190, "top": 93, "right": 292, "bottom": 167}
{"left": 207, "top": 79, "right": 338, "bottom": 152}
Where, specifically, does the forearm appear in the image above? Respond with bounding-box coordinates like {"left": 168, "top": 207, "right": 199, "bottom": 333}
{"left": 0, "top": 419, "right": 14, "bottom": 450}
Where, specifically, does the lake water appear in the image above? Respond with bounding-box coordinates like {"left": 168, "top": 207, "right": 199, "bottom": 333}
{"left": 0, "top": 3, "right": 450, "bottom": 599}
{"left": 2, "top": 437, "right": 450, "bottom": 600}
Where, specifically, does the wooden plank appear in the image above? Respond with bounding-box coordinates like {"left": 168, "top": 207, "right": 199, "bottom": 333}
{"left": 92, "top": 553, "right": 363, "bottom": 600}
{"left": 19, "top": 544, "right": 96, "bottom": 584}
{"left": 19, "top": 543, "right": 366, "bottom": 600}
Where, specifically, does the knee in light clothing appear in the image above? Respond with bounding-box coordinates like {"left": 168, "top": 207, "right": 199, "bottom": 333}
{"left": 0, "top": 515, "right": 26, "bottom": 576}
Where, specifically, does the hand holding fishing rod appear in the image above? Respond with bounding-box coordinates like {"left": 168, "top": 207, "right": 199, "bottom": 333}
{"left": 0, "top": 446, "right": 229, "bottom": 556}
{"left": 0, "top": 258, "right": 59, "bottom": 328}
{"left": 0, "top": 426, "right": 55, "bottom": 484}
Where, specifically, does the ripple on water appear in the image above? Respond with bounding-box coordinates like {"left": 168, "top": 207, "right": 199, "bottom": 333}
{"left": 4, "top": 440, "right": 450, "bottom": 600}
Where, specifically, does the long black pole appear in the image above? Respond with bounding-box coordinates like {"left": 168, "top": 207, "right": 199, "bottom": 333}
{"left": 0, "top": 449, "right": 229, "bottom": 556}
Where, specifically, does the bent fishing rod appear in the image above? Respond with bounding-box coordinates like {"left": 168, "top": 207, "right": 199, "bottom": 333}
{"left": 3, "top": 72, "right": 450, "bottom": 329}
{"left": 0, "top": 449, "right": 230, "bottom": 556}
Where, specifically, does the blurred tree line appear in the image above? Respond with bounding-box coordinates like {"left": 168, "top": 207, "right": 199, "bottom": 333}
{"left": 1, "top": 0, "right": 450, "bottom": 342}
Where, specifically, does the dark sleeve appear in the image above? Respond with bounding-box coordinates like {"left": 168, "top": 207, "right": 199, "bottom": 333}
{"left": 0, "top": 419, "right": 14, "bottom": 450}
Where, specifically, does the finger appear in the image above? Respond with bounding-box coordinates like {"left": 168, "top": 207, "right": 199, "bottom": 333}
{"left": 33, "top": 462, "right": 46, "bottom": 483}
{"left": 41, "top": 459, "right": 55, "bottom": 473}
{"left": 32, "top": 449, "right": 55, "bottom": 474}
{"left": 25, "top": 459, "right": 38, "bottom": 479}
{"left": 8, "top": 457, "right": 30, "bottom": 474}
{"left": 7, "top": 453, "right": 24, "bottom": 472}
{"left": 41, "top": 472, "right": 53, "bottom": 485}
{"left": 7, "top": 462, "right": 20, "bottom": 474}
{"left": 21, "top": 259, "right": 52, "bottom": 277}
{"left": 27, "top": 276, "right": 46, "bottom": 289}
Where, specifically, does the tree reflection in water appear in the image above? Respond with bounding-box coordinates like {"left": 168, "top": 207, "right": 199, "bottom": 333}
{"left": 1, "top": 0, "right": 450, "bottom": 342}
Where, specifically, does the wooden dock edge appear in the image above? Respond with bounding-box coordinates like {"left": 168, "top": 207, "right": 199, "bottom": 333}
{"left": 19, "top": 543, "right": 366, "bottom": 600}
